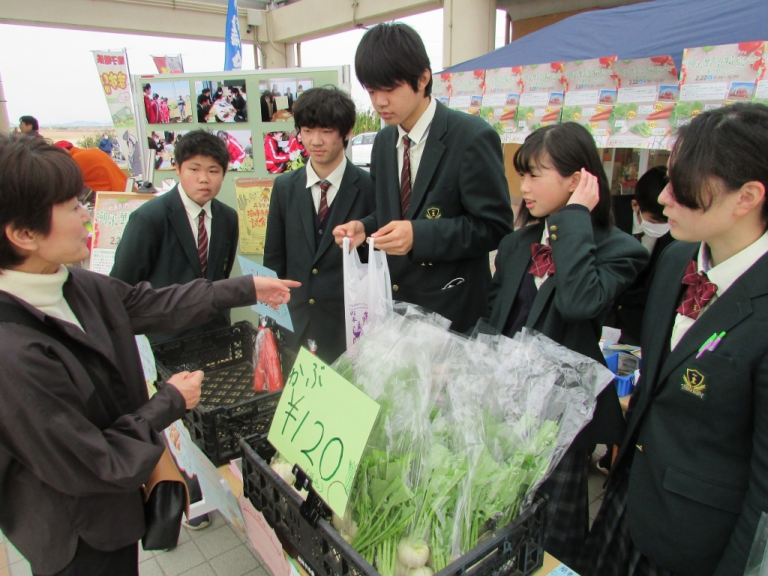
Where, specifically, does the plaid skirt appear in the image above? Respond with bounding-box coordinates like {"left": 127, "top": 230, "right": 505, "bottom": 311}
{"left": 534, "top": 445, "right": 590, "bottom": 571}
{"left": 580, "top": 468, "right": 674, "bottom": 576}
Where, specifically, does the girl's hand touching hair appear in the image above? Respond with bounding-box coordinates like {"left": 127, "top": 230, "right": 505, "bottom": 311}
{"left": 567, "top": 168, "right": 600, "bottom": 211}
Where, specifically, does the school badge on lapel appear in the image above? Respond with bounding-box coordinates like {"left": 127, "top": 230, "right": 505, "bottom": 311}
{"left": 681, "top": 368, "right": 707, "bottom": 399}
{"left": 426, "top": 207, "right": 441, "bottom": 219}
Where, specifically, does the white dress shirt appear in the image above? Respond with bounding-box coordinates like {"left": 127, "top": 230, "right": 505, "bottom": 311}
{"left": 670, "top": 231, "right": 768, "bottom": 350}
{"left": 396, "top": 96, "right": 438, "bottom": 189}
{"left": 178, "top": 184, "right": 212, "bottom": 254}
{"left": 305, "top": 156, "right": 347, "bottom": 213}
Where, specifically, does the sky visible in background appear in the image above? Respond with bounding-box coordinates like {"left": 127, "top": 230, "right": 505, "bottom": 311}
{"left": 0, "top": 9, "right": 506, "bottom": 126}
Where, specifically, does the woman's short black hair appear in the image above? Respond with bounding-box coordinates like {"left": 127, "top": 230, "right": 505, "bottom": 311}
{"left": 355, "top": 22, "right": 433, "bottom": 97}
{"left": 513, "top": 122, "right": 612, "bottom": 228}
{"left": 634, "top": 165, "right": 668, "bottom": 221}
{"left": 292, "top": 86, "right": 356, "bottom": 147}
{"left": 174, "top": 130, "right": 229, "bottom": 172}
{"left": 0, "top": 134, "right": 84, "bottom": 269}
{"left": 668, "top": 103, "right": 768, "bottom": 225}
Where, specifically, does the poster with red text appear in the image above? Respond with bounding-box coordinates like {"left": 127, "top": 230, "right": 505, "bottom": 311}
{"left": 678, "top": 42, "right": 765, "bottom": 125}
{"left": 561, "top": 57, "right": 618, "bottom": 147}
{"left": 511, "top": 62, "right": 566, "bottom": 143}
{"left": 448, "top": 69, "right": 485, "bottom": 115}
{"left": 607, "top": 56, "right": 679, "bottom": 149}
{"left": 235, "top": 178, "right": 274, "bottom": 254}
{"left": 481, "top": 67, "right": 523, "bottom": 142}
{"left": 92, "top": 50, "right": 143, "bottom": 176}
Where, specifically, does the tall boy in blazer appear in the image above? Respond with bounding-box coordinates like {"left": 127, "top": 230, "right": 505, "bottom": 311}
{"left": 333, "top": 23, "right": 513, "bottom": 334}
{"left": 111, "top": 130, "right": 239, "bottom": 344}
{"left": 264, "top": 87, "right": 375, "bottom": 364}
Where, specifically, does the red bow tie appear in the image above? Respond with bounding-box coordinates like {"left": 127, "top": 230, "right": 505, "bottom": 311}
{"left": 676, "top": 260, "right": 718, "bottom": 320}
{"left": 529, "top": 243, "right": 555, "bottom": 278}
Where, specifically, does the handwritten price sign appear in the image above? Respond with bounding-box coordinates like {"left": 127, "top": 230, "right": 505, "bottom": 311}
{"left": 267, "top": 348, "right": 380, "bottom": 516}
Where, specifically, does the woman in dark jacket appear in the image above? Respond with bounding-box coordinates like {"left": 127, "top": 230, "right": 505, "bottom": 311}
{"left": 0, "top": 134, "right": 297, "bottom": 576}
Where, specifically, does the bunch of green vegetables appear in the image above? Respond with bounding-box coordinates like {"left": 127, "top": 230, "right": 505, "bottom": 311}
{"left": 330, "top": 309, "right": 613, "bottom": 576}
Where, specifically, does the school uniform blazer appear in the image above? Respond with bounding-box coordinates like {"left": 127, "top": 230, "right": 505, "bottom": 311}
{"left": 613, "top": 232, "right": 675, "bottom": 344}
{"left": 615, "top": 241, "right": 768, "bottom": 576}
{"left": 360, "top": 101, "right": 513, "bottom": 333}
{"left": 487, "top": 208, "right": 649, "bottom": 447}
{"left": 264, "top": 163, "right": 375, "bottom": 364}
{"left": 110, "top": 186, "right": 239, "bottom": 343}
{"left": 0, "top": 270, "right": 257, "bottom": 575}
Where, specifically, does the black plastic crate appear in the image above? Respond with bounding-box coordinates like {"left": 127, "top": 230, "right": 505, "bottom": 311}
{"left": 240, "top": 435, "right": 546, "bottom": 576}
{"left": 153, "top": 320, "right": 295, "bottom": 466}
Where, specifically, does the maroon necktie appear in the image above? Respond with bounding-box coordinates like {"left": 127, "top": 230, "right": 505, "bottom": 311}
{"left": 400, "top": 135, "right": 412, "bottom": 218}
{"left": 676, "top": 260, "right": 718, "bottom": 320}
{"left": 197, "top": 210, "right": 208, "bottom": 278}
{"left": 529, "top": 243, "right": 555, "bottom": 278}
{"left": 317, "top": 180, "right": 330, "bottom": 222}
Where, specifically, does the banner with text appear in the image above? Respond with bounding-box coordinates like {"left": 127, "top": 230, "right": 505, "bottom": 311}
{"left": 92, "top": 50, "right": 143, "bottom": 176}
{"left": 152, "top": 54, "right": 185, "bottom": 74}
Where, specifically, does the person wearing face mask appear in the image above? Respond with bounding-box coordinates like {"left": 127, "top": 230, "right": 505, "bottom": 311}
{"left": 609, "top": 165, "right": 674, "bottom": 346}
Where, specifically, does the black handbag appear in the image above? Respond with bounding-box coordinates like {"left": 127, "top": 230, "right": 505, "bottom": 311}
{"left": 0, "top": 300, "right": 189, "bottom": 550}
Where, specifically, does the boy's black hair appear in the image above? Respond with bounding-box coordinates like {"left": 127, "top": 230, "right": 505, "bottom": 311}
{"left": 669, "top": 102, "right": 768, "bottom": 225}
{"left": 0, "top": 134, "right": 83, "bottom": 268}
{"left": 19, "top": 116, "right": 38, "bottom": 131}
{"left": 292, "top": 87, "right": 356, "bottom": 147}
{"left": 513, "top": 122, "right": 612, "bottom": 229}
{"left": 174, "top": 130, "right": 229, "bottom": 173}
{"left": 355, "top": 23, "right": 433, "bottom": 97}
{"left": 634, "top": 165, "right": 668, "bottom": 221}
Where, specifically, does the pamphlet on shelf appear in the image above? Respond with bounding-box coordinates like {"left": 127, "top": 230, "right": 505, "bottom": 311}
{"left": 267, "top": 347, "right": 380, "bottom": 517}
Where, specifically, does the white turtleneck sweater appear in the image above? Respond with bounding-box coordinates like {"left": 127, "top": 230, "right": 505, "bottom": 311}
{"left": 0, "top": 265, "right": 84, "bottom": 331}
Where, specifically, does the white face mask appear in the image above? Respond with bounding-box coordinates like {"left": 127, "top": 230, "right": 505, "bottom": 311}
{"left": 639, "top": 215, "right": 670, "bottom": 238}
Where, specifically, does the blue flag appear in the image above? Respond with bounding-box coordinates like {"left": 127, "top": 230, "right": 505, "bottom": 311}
{"left": 224, "top": 0, "right": 242, "bottom": 71}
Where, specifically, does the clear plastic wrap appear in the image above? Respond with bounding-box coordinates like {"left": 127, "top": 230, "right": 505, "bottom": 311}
{"left": 332, "top": 306, "right": 615, "bottom": 575}
{"left": 252, "top": 319, "right": 284, "bottom": 393}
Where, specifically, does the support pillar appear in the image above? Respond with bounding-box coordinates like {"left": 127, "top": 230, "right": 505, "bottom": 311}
{"left": 0, "top": 71, "right": 10, "bottom": 135}
{"left": 442, "top": 0, "right": 495, "bottom": 69}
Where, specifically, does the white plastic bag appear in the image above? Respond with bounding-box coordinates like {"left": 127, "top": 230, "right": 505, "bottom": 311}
{"left": 342, "top": 237, "right": 392, "bottom": 350}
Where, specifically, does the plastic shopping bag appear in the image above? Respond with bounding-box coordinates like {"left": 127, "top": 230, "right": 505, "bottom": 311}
{"left": 342, "top": 237, "right": 392, "bottom": 350}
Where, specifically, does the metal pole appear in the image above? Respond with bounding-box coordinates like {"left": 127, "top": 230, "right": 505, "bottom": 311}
{"left": 0, "top": 70, "right": 11, "bottom": 135}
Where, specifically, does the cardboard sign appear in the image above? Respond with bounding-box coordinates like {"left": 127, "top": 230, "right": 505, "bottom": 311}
{"left": 481, "top": 67, "right": 523, "bottom": 143}
{"left": 511, "top": 62, "right": 566, "bottom": 143}
{"left": 238, "top": 256, "right": 294, "bottom": 332}
{"left": 268, "top": 348, "right": 380, "bottom": 516}
{"left": 562, "top": 57, "right": 618, "bottom": 147}
{"left": 607, "top": 56, "right": 680, "bottom": 149}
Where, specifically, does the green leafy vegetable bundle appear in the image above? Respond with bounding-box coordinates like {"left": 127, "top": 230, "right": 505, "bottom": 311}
{"left": 331, "top": 306, "right": 614, "bottom": 576}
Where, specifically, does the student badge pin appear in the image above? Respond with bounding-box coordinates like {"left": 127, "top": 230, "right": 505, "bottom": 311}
{"left": 426, "top": 207, "right": 441, "bottom": 219}
{"left": 681, "top": 368, "right": 707, "bottom": 399}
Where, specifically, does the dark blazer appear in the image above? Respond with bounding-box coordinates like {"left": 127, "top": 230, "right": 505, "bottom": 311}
{"left": 110, "top": 186, "right": 239, "bottom": 343}
{"left": 488, "top": 208, "right": 649, "bottom": 447}
{"left": 612, "top": 194, "right": 635, "bottom": 235}
{"left": 614, "top": 241, "right": 768, "bottom": 576}
{"left": 612, "top": 232, "right": 675, "bottom": 344}
{"left": 264, "top": 162, "right": 375, "bottom": 364}
{"left": 360, "top": 101, "right": 513, "bottom": 333}
{"left": 0, "top": 271, "right": 257, "bottom": 575}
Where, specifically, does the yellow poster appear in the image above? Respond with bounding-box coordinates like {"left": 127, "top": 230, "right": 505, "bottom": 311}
{"left": 235, "top": 177, "right": 274, "bottom": 254}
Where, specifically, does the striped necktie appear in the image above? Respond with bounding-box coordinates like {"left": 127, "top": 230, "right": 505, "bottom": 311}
{"left": 400, "top": 135, "right": 412, "bottom": 218}
{"left": 197, "top": 210, "right": 208, "bottom": 278}
{"left": 318, "top": 180, "right": 330, "bottom": 222}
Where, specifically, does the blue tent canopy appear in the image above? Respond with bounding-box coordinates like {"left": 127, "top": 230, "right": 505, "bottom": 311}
{"left": 443, "top": 0, "right": 768, "bottom": 73}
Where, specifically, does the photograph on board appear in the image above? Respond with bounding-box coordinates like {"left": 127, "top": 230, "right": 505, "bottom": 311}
{"left": 258, "top": 78, "right": 313, "bottom": 121}
{"left": 142, "top": 81, "right": 192, "bottom": 124}
{"left": 215, "top": 129, "right": 254, "bottom": 171}
{"left": 261, "top": 130, "right": 308, "bottom": 174}
{"left": 147, "top": 130, "right": 189, "bottom": 170}
{"left": 194, "top": 79, "right": 247, "bottom": 123}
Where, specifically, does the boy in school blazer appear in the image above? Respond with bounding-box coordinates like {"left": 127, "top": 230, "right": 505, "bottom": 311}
{"left": 264, "top": 87, "right": 374, "bottom": 364}
{"left": 334, "top": 23, "right": 513, "bottom": 334}
{"left": 111, "top": 130, "right": 239, "bottom": 344}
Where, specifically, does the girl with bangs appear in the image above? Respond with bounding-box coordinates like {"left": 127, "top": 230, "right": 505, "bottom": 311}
{"left": 487, "top": 122, "right": 648, "bottom": 569}
{"left": 585, "top": 102, "right": 768, "bottom": 575}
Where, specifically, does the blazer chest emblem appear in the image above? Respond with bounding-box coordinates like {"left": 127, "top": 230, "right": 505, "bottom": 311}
{"left": 681, "top": 368, "right": 707, "bottom": 400}
{"left": 426, "top": 207, "right": 441, "bottom": 219}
